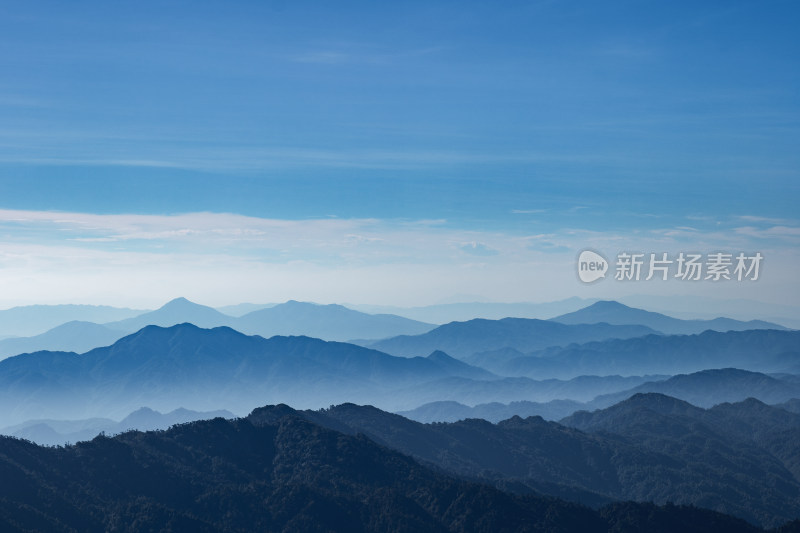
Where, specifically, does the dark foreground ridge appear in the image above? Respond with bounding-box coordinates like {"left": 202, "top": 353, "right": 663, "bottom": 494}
{"left": 251, "top": 399, "right": 800, "bottom": 529}
{"left": 0, "top": 407, "right": 774, "bottom": 533}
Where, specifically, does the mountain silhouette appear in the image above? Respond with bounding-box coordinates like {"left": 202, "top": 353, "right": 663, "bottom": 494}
{"left": 494, "top": 329, "right": 800, "bottom": 379}
{"left": 389, "top": 374, "right": 665, "bottom": 411}
{"left": 0, "top": 303, "right": 142, "bottom": 338}
{"left": 591, "top": 369, "right": 800, "bottom": 408}
{"left": 551, "top": 300, "right": 787, "bottom": 334}
{"left": 0, "top": 323, "right": 490, "bottom": 425}
{"left": 349, "top": 298, "right": 595, "bottom": 324}
{"left": 398, "top": 399, "right": 586, "bottom": 424}
{"left": 104, "top": 297, "right": 234, "bottom": 331}
{"left": 99, "top": 298, "right": 435, "bottom": 342}
{"left": 234, "top": 300, "right": 434, "bottom": 341}
{"left": 250, "top": 401, "right": 800, "bottom": 528}
{"left": 0, "top": 321, "right": 126, "bottom": 360}
{"left": 368, "top": 318, "right": 657, "bottom": 358}
{"left": 0, "top": 404, "right": 766, "bottom": 532}
{"left": 1, "top": 407, "right": 234, "bottom": 446}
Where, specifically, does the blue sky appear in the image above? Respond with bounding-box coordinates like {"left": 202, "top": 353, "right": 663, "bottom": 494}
{"left": 0, "top": 1, "right": 798, "bottom": 311}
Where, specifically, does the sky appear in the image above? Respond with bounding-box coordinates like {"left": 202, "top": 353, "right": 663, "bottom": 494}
{"left": 0, "top": 1, "right": 798, "bottom": 313}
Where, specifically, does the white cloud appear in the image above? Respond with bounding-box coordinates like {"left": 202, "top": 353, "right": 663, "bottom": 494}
{"left": 511, "top": 209, "right": 548, "bottom": 214}
{"left": 0, "top": 209, "right": 796, "bottom": 309}
{"left": 737, "top": 215, "right": 799, "bottom": 226}
{"left": 733, "top": 225, "right": 800, "bottom": 241}
{"left": 459, "top": 242, "right": 499, "bottom": 256}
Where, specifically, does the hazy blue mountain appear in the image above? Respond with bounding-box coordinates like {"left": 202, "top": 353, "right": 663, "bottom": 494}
{"left": 99, "top": 298, "right": 435, "bottom": 342}
{"left": 214, "top": 302, "right": 275, "bottom": 316}
{"left": 116, "top": 406, "right": 235, "bottom": 431}
{"left": 0, "top": 410, "right": 761, "bottom": 533}
{"left": 463, "top": 347, "right": 530, "bottom": 370}
{"left": 0, "top": 417, "right": 114, "bottom": 447}
{"left": 398, "top": 371, "right": 800, "bottom": 424}
{"left": 562, "top": 393, "right": 707, "bottom": 430}
{"left": 0, "top": 304, "right": 143, "bottom": 338}
{"left": 234, "top": 300, "right": 435, "bottom": 341}
{"left": 496, "top": 329, "right": 800, "bottom": 379}
{"left": 398, "top": 370, "right": 800, "bottom": 425}
{"left": 390, "top": 374, "right": 666, "bottom": 410}
{"left": 1, "top": 407, "right": 234, "bottom": 446}
{"left": 368, "top": 318, "right": 658, "bottom": 359}
{"left": 104, "top": 297, "right": 234, "bottom": 332}
{"left": 618, "top": 294, "right": 800, "bottom": 330}
{"left": 551, "top": 300, "right": 788, "bottom": 334}
{"left": 423, "top": 350, "right": 497, "bottom": 379}
{"left": 776, "top": 398, "right": 800, "bottom": 414}
{"left": 348, "top": 297, "right": 596, "bottom": 324}
{"left": 0, "top": 321, "right": 126, "bottom": 360}
{"left": 591, "top": 369, "right": 800, "bottom": 409}
{"left": 0, "top": 324, "right": 491, "bottom": 425}
{"left": 252, "top": 402, "right": 799, "bottom": 528}
{"left": 397, "top": 399, "right": 586, "bottom": 423}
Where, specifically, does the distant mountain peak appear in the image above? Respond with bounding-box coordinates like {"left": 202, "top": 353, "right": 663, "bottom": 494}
{"left": 281, "top": 299, "right": 319, "bottom": 307}
{"left": 621, "top": 392, "right": 696, "bottom": 410}
{"left": 125, "top": 406, "right": 159, "bottom": 417}
{"left": 161, "top": 297, "right": 197, "bottom": 308}
{"left": 552, "top": 300, "right": 786, "bottom": 335}
{"left": 140, "top": 322, "right": 200, "bottom": 333}
{"left": 589, "top": 300, "right": 630, "bottom": 309}
{"left": 427, "top": 350, "right": 454, "bottom": 361}
{"left": 278, "top": 300, "right": 346, "bottom": 311}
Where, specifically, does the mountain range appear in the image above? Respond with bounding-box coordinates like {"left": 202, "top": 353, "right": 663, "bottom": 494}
{"left": 348, "top": 297, "right": 596, "bottom": 324}
{"left": 367, "top": 318, "right": 658, "bottom": 359}
{"left": 0, "top": 304, "right": 142, "bottom": 338}
{"left": 0, "top": 323, "right": 492, "bottom": 425}
{"left": 398, "top": 399, "right": 600, "bottom": 424}
{"left": 232, "top": 299, "right": 434, "bottom": 341}
{"left": 399, "top": 369, "right": 800, "bottom": 423}
{"left": 551, "top": 300, "right": 787, "bottom": 335}
{"left": 1, "top": 296, "right": 799, "bottom": 530}
{"left": 250, "top": 399, "right": 800, "bottom": 528}
{"left": 106, "top": 297, "right": 436, "bottom": 342}
{"left": 0, "top": 406, "right": 233, "bottom": 446}
{"left": 0, "top": 321, "right": 126, "bottom": 359}
{"left": 0, "top": 298, "right": 436, "bottom": 361}
{"left": 2, "top": 319, "right": 798, "bottom": 426}
{"left": 0, "top": 402, "right": 774, "bottom": 532}
{"left": 0, "top": 298, "right": 791, "bottom": 365}
{"left": 480, "top": 329, "right": 800, "bottom": 379}
{"left": 387, "top": 374, "right": 666, "bottom": 411}
{"left": 589, "top": 368, "right": 800, "bottom": 408}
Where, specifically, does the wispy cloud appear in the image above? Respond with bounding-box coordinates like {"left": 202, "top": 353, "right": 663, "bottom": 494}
{"left": 281, "top": 44, "right": 446, "bottom": 66}
{"left": 459, "top": 242, "right": 499, "bottom": 256}
{"left": 0, "top": 140, "right": 616, "bottom": 172}
{"left": 0, "top": 209, "right": 796, "bottom": 308}
{"left": 511, "top": 209, "right": 548, "bottom": 214}
{"left": 737, "top": 215, "right": 799, "bottom": 226}
{"left": 734, "top": 225, "right": 800, "bottom": 240}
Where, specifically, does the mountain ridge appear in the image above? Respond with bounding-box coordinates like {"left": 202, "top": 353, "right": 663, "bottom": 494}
{"left": 249, "top": 400, "right": 800, "bottom": 528}
{"left": 368, "top": 317, "right": 659, "bottom": 359}
{"left": 551, "top": 300, "right": 788, "bottom": 334}
{"left": 0, "top": 406, "right": 764, "bottom": 532}
{"left": 0, "top": 323, "right": 490, "bottom": 425}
